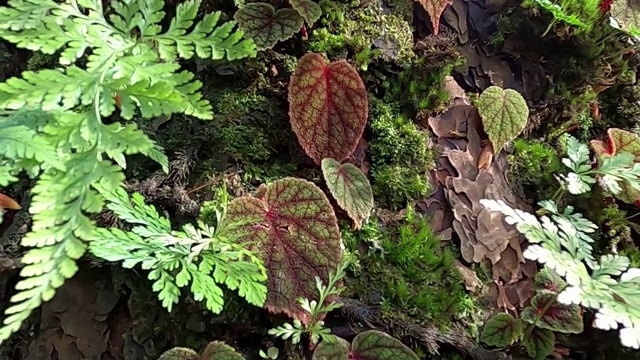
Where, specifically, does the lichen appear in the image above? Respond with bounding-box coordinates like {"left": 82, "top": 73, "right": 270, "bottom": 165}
{"left": 343, "top": 208, "right": 477, "bottom": 327}
{"left": 309, "top": 0, "right": 415, "bottom": 67}
{"left": 368, "top": 97, "right": 435, "bottom": 209}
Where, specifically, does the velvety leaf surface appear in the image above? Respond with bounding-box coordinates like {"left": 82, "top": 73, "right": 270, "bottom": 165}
{"left": 289, "top": 0, "right": 322, "bottom": 26}
{"left": 591, "top": 128, "right": 640, "bottom": 204}
{"left": 521, "top": 293, "right": 583, "bottom": 334}
{"left": 157, "top": 347, "right": 200, "bottom": 360}
{"left": 225, "top": 177, "right": 342, "bottom": 323}
{"left": 288, "top": 53, "right": 368, "bottom": 164}
{"left": 480, "top": 313, "right": 524, "bottom": 347}
{"left": 351, "top": 330, "right": 419, "bottom": 360}
{"left": 534, "top": 268, "right": 567, "bottom": 293}
{"left": 523, "top": 327, "right": 555, "bottom": 360}
{"left": 312, "top": 338, "right": 350, "bottom": 360}
{"left": 416, "top": 0, "right": 454, "bottom": 35}
{"left": 477, "top": 86, "right": 529, "bottom": 153}
{"left": 321, "top": 158, "right": 374, "bottom": 229}
{"left": 201, "top": 341, "right": 245, "bottom": 360}
{"left": 234, "top": 3, "right": 304, "bottom": 50}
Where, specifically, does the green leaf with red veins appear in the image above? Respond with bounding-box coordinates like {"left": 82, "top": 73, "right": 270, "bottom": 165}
{"left": 523, "top": 327, "right": 555, "bottom": 360}
{"left": 534, "top": 268, "right": 567, "bottom": 294}
{"left": 288, "top": 53, "right": 368, "bottom": 164}
{"left": 234, "top": 3, "right": 304, "bottom": 50}
{"left": 312, "top": 337, "right": 350, "bottom": 360}
{"left": 480, "top": 313, "right": 525, "bottom": 347}
{"left": 351, "top": 330, "right": 419, "bottom": 359}
{"left": 521, "top": 293, "right": 584, "bottom": 334}
{"left": 321, "top": 158, "right": 373, "bottom": 230}
{"left": 591, "top": 128, "right": 640, "bottom": 204}
{"left": 289, "top": 0, "right": 322, "bottom": 26}
{"left": 225, "top": 177, "right": 343, "bottom": 323}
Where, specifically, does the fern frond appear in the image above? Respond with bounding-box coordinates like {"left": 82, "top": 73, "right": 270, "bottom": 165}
{"left": 144, "top": 0, "right": 257, "bottom": 61}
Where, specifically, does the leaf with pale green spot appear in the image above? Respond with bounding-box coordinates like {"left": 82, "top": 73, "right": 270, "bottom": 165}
{"left": 477, "top": 86, "right": 529, "bottom": 153}
{"left": 234, "top": 3, "right": 303, "bottom": 50}
{"left": 288, "top": 53, "right": 368, "bottom": 164}
{"left": 224, "top": 177, "right": 342, "bottom": 324}
{"left": 201, "top": 341, "right": 246, "bottom": 360}
{"left": 289, "top": 0, "right": 322, "bottom": 26}
{"left": 480, "top": 313, "right": 525, "bottom": 347}
{"left": 352, "top": 330, "right": 419, "bottom": 359}
{"left": 312, "top": 337, "right": 350, "bottom": 360}
{"left": 521, "top": 293, "right": 583, "bottom": 334}
{"left": 321, "top": 158, "right": 373, "bottom": 229}
{"left": 523, "top": 327, "right": 555, "bottom": 360}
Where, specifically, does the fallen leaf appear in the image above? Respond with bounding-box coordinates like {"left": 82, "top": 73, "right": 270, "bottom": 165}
{"left": 454, "top": 259, "right": 479, "bottom": 293}
{"left": 0, "top": 193, "right": 20, "bottom": 210}
{"left": 417, "top": 0, "right": 454, "bottom": 35}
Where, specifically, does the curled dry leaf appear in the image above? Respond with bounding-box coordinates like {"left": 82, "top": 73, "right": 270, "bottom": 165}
{"left": 417, "top": 0, "right": 454, "bottom": 35}
{"left": 0, "top": 193, "right": 20, "bottom": 210}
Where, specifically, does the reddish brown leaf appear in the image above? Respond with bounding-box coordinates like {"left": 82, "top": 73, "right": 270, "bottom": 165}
{"left": 416, "top": 0, "right": 454, "bottom": 35}
{"left": 0, "top": 193, "right": 20, "bottom": 210}
{"left": 225, "top": 178, "right": 343, "bottom": 323}
{"left": 288, "top": 53, "right": 368, "bottom": 164}
{"left": 591, "top": 128, "right": 640, "bottom": 204}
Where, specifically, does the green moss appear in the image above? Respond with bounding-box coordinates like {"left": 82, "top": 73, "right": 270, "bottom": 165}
{"left": 210, "top": 89, "right": 290, "bottom": 162}
{"left": 309, "top": 0, "right": 415, "bottom": 68}
{"left": 508, "top": 138, "right": 563, "bottom": 200}
{"left": 344, "top": 208, "right": 477, "bottom": 327}
{"left": 368, "top": 97, "right": 435, "bottom": 208}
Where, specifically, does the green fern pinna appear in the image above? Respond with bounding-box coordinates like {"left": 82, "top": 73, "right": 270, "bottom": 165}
{"left": 0, "top": 0, "right": 258, "bottom": 342}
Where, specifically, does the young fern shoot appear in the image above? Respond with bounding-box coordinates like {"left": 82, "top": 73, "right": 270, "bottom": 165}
{"left": 0, "top": 0, "right": 256, "bottom": 342}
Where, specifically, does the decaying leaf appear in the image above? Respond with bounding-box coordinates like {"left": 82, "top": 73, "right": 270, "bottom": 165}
{"left": 416, "top": 0, "right": 454, "bottom": 35}
{"left": 591, "top": 128, "right": 640, "bottom": 204}
{"left": 0, "top": 192, "right": 20, "bottom": 210}
{"left": 288, "top": 53, "right": 368, "bottom": 164}
{"left": 321, "top": 158, "right": 374, "bottom": 229}
{"left": 234, "top": 3, "right": 304, "bottom": 50}
{"left": 225, "top": 177, "right": 343, "bottom": 324}
{"left": 477, "top": 86, "right": 529, "bottom": 153}
{"left": 289, "top": 0, "right": 322, "bottom": 26}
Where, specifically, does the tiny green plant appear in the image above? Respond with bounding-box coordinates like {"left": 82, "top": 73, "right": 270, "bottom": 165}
{"left": 259, "top": 347, "right": 279, "bottom": 359}
{"left": 0, "top": 0, "right": 256, "bottom": 342}
{"left": 268, "top": 254, "right": 352, "bottom": 347}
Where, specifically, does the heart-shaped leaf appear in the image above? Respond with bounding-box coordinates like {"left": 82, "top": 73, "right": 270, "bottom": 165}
{"left": 416, "top": 0, "right": 454, "bottom": 35}
{"left": 289, "top": 0, "right": 322, "bottom": 26}
{"left": 480, "top": 313, "right": 525, "bottom": 347}
{"left": 234, "top": 3, "right": 304, "bottom": 50}
{"left": 157, "top": 347, "right": 200, "bottom": 360}
{"left": 521, "top": 293, "right": 583, "bottom": 334}
{"left": 288, "top": 53, "right": 368, "bottom": 164}
{"left": 351, "top": 330, "right": 419, "bottom": 359}
{"left": 591, "top": 128, "right": 640, "bottom": 204}
{"left": 523, "top": 327, "right": 555, "bottom": 360}
{"left": 202, "top": 341, "right": 246, "bottom": 360}
{"left": 321, "top": 158, "right": 374, "bottom": 229}
{"left": 225, "top": 177, "right": 343, "bottom": 323}
{"left": 312, "top": 337, "right": 350, "bottom": 360}
{"left": 477, "top": 86, "right": 529, "bottom": 153}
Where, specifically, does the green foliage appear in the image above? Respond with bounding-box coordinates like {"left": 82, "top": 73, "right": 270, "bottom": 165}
{"left": 288, "top": 53, "right": 368, "bottom": 165}
{"left": 562, "top": 135, "right": 640, "bottom": 201}
{"left": 345, "top": 208, "right": 476, "bottom": 325}
{"left": 0, "top": 0, "right": 257, "bottom": 342}
{"left": 480, "top": 195, "right": 640, "bottom": 349}
{"left": 289, "top": 0, "right": 322, "bottom": 26}
{"left": 522, "top": 0, "right": 601, "bottom": 33}
{"left": 234, "top": 3, "right": 303, "bottom": 51}
{"left": 225, "top": 177, "right": 344, "bottom": 323}
{"left": 158, "top": 347, "right": 200, "bottom": 360}
{"left": 321, "top": 158, "right": 374, "bottom": 229}
{"left": 521, "top": 293, "right": 583, "bottom": 334}
{"left": 269, "top": 256, "right": 351, "bottom": 346}
{"left": 312, "top": 330, "right": 419, "bottom": 360}
{"left": 508, "top": 139, "right": 563, "bottom": 199}
{"left": 476, "top": 86, "right": 529, "bottom": 153}
{"left": 368, "top": 98, "right": 434, "bottom": 208}
{"left": 90, "top": 185, "right": 267, "bottom": 313}
{"left": 480, "top": 313, "right": 525, "bottom": 347}
{"left": 523, "top": 327, "right": 555, "bottom": 360}
{"left": 158, "top": 341, "right": 246, "bottom": 360}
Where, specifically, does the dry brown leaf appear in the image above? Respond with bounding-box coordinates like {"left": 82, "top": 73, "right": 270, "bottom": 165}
{"left": 416, "top": 0, "right": 454, "bottom": 35}
{"left": 454, "top": 259, "right": 479, "bottom": 293}
{"left": 0, "top": 192, "right": 20, "bottom": 210}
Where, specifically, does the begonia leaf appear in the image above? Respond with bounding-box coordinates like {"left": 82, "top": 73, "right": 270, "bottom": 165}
{"left": 351, "top": 330, "right": 419, "bottom": 359}
{"left": 288, "top": 53, "right": 368, "bottom": 164}
{"left": 321, "top": 158, "right": 374, "bottom": 229}
{"left": 289, "top": 0, "right": 322, "bottom": 26}
{"left": 312, "top": 337, "right": 350, "bottom": 360}
{"left": 480, "top": 313, "right": 524, "bottom": 347}
{"left": 225, "top": 177, "right": 343, "bottom": 324}
{"left": 523, "top": 327, "right": 555, "bottom": 360}
{"left": 416, "top": 0, "right": 454, "bottom": 35}
{"left": 234, "top": 3, "right": 304, "bottom": 50}
{"left": 521, "top": 293, "right": 584, "bottom": 334}
{"left": 477, "top": 86, "right": 529, "bottom": 153}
